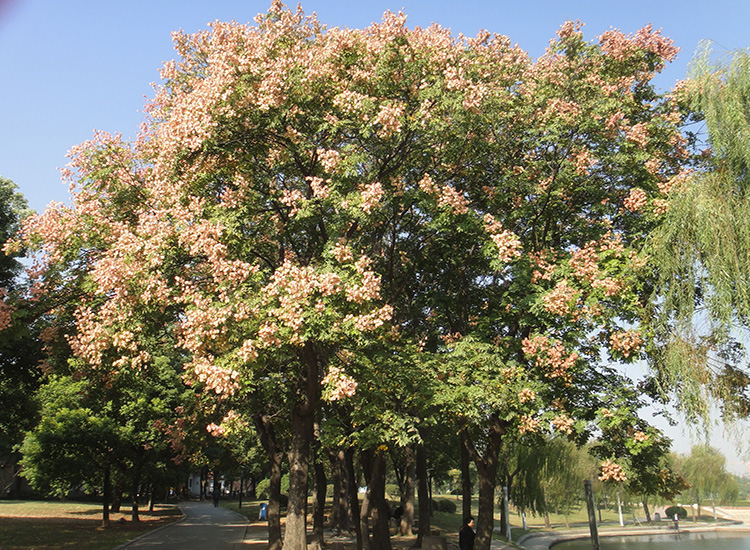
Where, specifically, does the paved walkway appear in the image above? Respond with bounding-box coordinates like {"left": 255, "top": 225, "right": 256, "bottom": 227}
{"left": 117, "top": 504, "right": 750, "bottom": 550}
{"left": 118, "top": 501, "right": 249, "bottom": 550}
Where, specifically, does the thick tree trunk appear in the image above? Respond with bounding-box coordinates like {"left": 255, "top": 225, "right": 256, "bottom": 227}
{"left": 111, "top": 483, "right": 122, "bottom": 513}
{"left": 328, "top": 449, "right": 345, "bottom": 533}
{"left": 415, "top": 441, "right": 431, "bottom": 548}
{"left": 362, "top": 449, "right": 392, "bottom": 550}
{"left": 460, "top": 431, "right": 472, "bottom": 521}
{"left": 399, "top": 445, "right": 416, "bottom": 536}
{"left": 254, "top": 412, "right": 284, "bottom": 550}
{"left": 461, "top": 416, "right": 505, "bottom": 550}
{"left": 283, "top": 343, "right": 321, "bottom": 550}
{"left": 359, "top": 475, "right": 372, "bottom": 550}
{"left": 345, "top": 447, "right": 364, "bottom": 550}
{"left": 310, "top": 439, "right": 327, "bottom": 550}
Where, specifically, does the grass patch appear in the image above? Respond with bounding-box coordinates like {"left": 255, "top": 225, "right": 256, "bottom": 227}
{"left": 0, "top": 500, "right": 181, "bottom": 550}
{"left": 219, "top": 498, "right": 263, "bottom": 521}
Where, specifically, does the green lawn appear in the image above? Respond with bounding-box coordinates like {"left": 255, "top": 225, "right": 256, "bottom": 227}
{"left": 0, "top": 500, "right": 181, "bottom": 550}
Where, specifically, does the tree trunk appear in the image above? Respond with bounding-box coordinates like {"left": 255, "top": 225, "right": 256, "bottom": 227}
{"left": 415, "top": 441, "right": 431, "bottom": 548}
{"left": 254, "top": 412, "right": 284, "bottom": 550}
{"left": 642, "top": 498, "right": 651, "bottom": 523}
{"left": 362, "top": 449, "right": 392, "bottom": 550}
{"left": 8, "top": 461, "right": 22, "bottom": 499}
{"left": 310, "top": 439, "right": 327, "bottom": 550}
{"left": 131, "top": 469, "right": 141, "bottom": 522}
{"left": 460, "top": 431, "right": 472, "bottom": 521}
{"left": 130, "top": 464, "right": 143, "bottom": 523}
{"left": 345, "top": 447, "right": 364, "bottom": 550}
{"left": 102, "top": 464, "right": 111, "bottom": 527}
{"left": 461, "top": 416, "right": 505, "bottom": 550}
{"left": 399, "top": 445, "right": 416, "bottom": 536}
{"left": 283, "top": 343, "right": 321, "bottom": 550}
{"left": 359, "top": 473, "right": 372, "bottom": 550}
{"left": 111, "top": 482, "right": 122, "bottom": 513}
{"left": 328, "top": 449, "right": 344, "bottom": 533}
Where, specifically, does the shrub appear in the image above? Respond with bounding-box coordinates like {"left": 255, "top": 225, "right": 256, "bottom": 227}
{"left": 435, "top": 499, "right": 457, "bottom": 514}
{"left": 256, "top": 479, "right": 270, "bottom": 498}
{"left": 665, "top": 506, "right": 687, "bottom": 520}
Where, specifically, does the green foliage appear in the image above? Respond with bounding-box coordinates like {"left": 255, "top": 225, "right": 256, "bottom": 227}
{"left": 679, "top": 444, "right": 738, "bottom": 505}
{"left": 256, "top": 478, "right": 270, "bottom": 498}
{"left": 665, "top": 505, "right": 688, "bottom": 519}
{"left": 433, "top": 498, "right": 457, "bottom": 514}
{"left": 648, "top": 44, "right": 750, "bottom": 422}
{"left": 19, "top": 377, "right": 122, "bottom": 495}
{"left": 0, "top": 177, "right": 42, "bottom": 468}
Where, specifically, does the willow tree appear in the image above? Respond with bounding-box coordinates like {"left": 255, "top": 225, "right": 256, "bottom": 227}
{"left": 648, "top": 44, "right": 750, "bottom": 422}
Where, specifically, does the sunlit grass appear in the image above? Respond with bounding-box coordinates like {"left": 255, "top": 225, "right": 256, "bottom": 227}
{"left": 0, "top": 500, "right": 181, "bottom": 550}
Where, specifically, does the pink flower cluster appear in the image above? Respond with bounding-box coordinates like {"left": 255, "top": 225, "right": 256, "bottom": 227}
{"left": 191, "top": 356, "right": 240, "bottom": 395}
{"left": 322, "top": 365, "right": 358, "bottom": 401}
{"left": 419, "top": 174, "right": 470, "bottom": 215}
{"left": 598, "top": 459, "right": 627, "bottom": 482}
{"left": 518, "top": 414, "right": 540, "bottom": 435}
{"left": 522, "top": 335, "right": 578, "bottom": 382}
{"left": 609, "top": 330, "right": 643, "bottom": 358}
{"left": 0, "top": 289, "right": 13, "bottom": 332}
{"left": 542, "top": 280, "right": 578, "bottom": 315}
{"left": 483, "top": 214, "right": 522, "bottom": 263}
{"left": 623, "top": 188, "right": 648, "bottom": 212}
{"left": 373, "top": 103, "right": 404, "bottom": 137}
{"left": 360, "top": 182, "right": 384, "bottom": 214}
{"left": 517, "top": 388, "right": 537, "bottom": 403}
{"left": 552, "top": 415, "right": 574, "bottom": 434}
{"left": 598, "top": 24, "right": 678, "bottom": 68}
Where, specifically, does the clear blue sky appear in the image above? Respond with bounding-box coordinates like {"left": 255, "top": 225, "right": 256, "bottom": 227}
{"left": 2, "top": 0, "right": 750, "bottom": 472}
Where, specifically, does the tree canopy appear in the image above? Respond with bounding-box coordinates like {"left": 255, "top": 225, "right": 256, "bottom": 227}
{"left": 13, "top": 3, "right": 691, "bottom": 547}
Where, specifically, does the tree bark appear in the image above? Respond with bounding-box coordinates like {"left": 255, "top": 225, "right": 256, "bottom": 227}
{"left": 415, "top": 441, "right": 431, "bottom": 548}
{"left": 362, "top": 449, "right": 392, "bottom": 550}
{"left": 345, "top": 447, "right": 364, "bottom": 550}
{"left": 399, "top": 445, "right": 415, "bottom": 536}
{"left": 254, "top": 412, "right": 284, "bottom": 550}
{"left": 283, "top": 343, "right": 322, "bottom": 550}
{"left": 131, "top": 468, "right": 141, "bottom": 522}
{"left": 642, "top": 498, "right": 652, "bottom": 523}
{"left": 328, "top": 449, "right": 345, "bottom": 533}
{"left": 310, "top": 433, "right": 327, "bottom": 550}
{"left": 461, "top": 416, "right": 505, "bottom": 550}
{"left": 460, "top": 431, "right": 472, "bottom": 521}
{"left": 102, "top": 464, "right": 111, "bottom": 527}
{"left": 111, "top": 482, "right": 122, "bottom": 513}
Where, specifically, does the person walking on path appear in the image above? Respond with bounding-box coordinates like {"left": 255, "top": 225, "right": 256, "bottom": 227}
{"left": 117, "top": 500, "right": 248, "bottom": 550}
{"left": 459, "top": 515, "right": 475, "bottom": 550}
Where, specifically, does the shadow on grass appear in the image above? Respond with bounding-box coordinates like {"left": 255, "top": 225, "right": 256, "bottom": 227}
{"left": 0, "top": 512, "right": 180, "bottom": 550}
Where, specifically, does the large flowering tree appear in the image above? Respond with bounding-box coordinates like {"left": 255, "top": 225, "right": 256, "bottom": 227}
{"left": 17, "top": 3, "right": 689, "bottom": 549}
